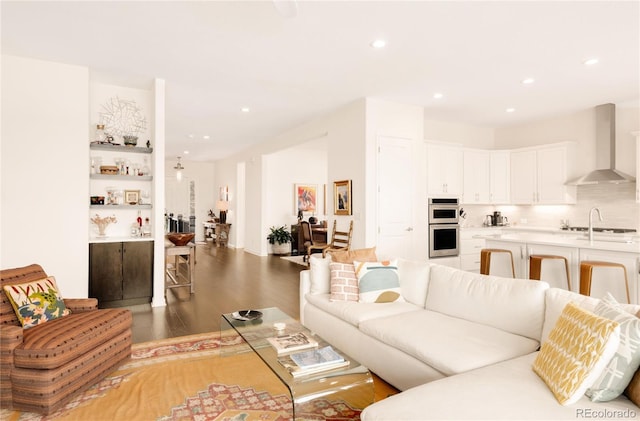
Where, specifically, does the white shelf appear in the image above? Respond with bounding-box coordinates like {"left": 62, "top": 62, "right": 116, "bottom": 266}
{"left": 91, "top": 174, "right": 152, "bottom": 181}
{"left": 90, "top": 143, "right": 153, "bottom": 153}
{"left": 90, "top": 204, "right": 152, "bottom": 210}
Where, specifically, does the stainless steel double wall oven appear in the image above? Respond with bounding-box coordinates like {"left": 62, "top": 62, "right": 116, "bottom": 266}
{"left": 428, "top": 198, "right": 460, "bottom": 258}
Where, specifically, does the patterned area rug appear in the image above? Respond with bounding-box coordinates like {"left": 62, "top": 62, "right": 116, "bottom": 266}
{"left": 2, "top": 332, "right": 364, "bottom": 421}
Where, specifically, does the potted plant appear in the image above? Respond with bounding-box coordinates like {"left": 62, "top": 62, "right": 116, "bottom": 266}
{"left": 267, "top": 225, "right": 293, "bottom": 255}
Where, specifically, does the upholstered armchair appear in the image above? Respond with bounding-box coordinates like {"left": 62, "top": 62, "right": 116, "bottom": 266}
{"left": 0, "top": 264, "right": 132, "bottom": 414}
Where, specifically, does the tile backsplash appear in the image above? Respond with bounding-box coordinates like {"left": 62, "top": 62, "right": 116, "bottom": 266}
{"left": 461, "top": 183, "right": 639, "bottom": 232}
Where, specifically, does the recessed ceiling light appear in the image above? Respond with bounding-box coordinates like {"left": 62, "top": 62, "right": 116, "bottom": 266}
{"left": 433, "top": 93, "right": 444, "bottom": 99}
{"left": 506, "top": 108, "right": 516, "bottom": 113}
{"left": 188, "top": 134, "right": 194, "bottom": 139}
{"left": 521, "top": 78, "right": 535, "bottom": 85}
{"left": 583, "top": 58, "right": 599, "bottom": 66}
{"left": 203, "top": 135, "right": 210, "bottom": 140}
{"left": 241, "top": 107, "right": 250, "bottom": 113}
{"left": 370, "top": 39, "right": 386, "bottom": 49}
{"left": 183, "top": 150, "right": 190, "bottom": 155}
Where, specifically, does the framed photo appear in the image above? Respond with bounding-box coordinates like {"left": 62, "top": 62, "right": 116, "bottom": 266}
{"left": 124, "top": 189, "right": 140, "bottom": 205}
{"left": 295, "top": 184, "right": 317, "bottom": 213}
{"left": 333, "top": 180, "right": 352, "bottom": 215}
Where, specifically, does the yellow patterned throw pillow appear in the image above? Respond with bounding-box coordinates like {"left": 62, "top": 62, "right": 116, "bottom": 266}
{"left": 532, "top": 302, "right": 620, "bottom": 405}
{"left": 3, "top": 276, "right": 71, "bottom": 329}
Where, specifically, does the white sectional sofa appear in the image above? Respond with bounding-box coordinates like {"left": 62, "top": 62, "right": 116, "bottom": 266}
{"left": 299, "top": 256, "right": 640, "bottom": 420}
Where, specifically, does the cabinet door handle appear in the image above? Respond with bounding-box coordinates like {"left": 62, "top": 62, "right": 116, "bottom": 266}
{"left": 406, "top": 227, "right": 414, "bottom": 232}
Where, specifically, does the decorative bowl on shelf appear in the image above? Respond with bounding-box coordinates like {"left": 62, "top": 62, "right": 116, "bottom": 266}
{"left": 167, "top": 233, "right": 195, "bottom": 246}
{"left": 123, "top": 135, "right": 138, "bottom": 146}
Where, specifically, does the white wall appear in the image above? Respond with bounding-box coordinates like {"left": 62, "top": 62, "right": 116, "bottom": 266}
{"left": 264, "top": 141, "right": 328, "bottom": 253}
{"left": 494, "top": 104, "right": 639, "bottom": 177}
{"left": 424, "top": 117, "right": 495, "bottom": 149}
{"left": 1, "top": 55, "right": 89, "bottom": 297}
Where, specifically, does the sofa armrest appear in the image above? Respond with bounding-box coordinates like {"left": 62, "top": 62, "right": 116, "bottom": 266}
{"left": 0, "top": 324, "right": 23, "bottom": 360}
{"left": 64, "top": 298, "right": 98, "bottom": 313}
{"left": 300, "top": 269, "right": 311, "bottom": 326}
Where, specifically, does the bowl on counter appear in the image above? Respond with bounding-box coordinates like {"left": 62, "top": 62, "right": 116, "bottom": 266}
{"left": 167, "top": 233, "right": 195, "bottom": 246}
{"left": 90, "top": 196, "right": 105, "bottom": 205}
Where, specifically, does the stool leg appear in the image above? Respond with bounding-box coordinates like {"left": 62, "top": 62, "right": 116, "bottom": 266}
{"left": 563, "top": 257, "right": 571, "bottom": 291}
{"left": 530, "top": 256, "right": 542, "bottom": 280}
{"left": 579, "top": 263, "right": 593, "bottom": 297}
{"left": 480, "top": 250, "right": 490, "bottom": 275}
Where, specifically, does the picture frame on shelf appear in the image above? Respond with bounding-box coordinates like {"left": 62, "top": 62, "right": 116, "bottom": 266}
{"left": 294, "top": 184, "right": 317, "bottom": 214}
{"left": 333, "top": 180, "right": 352, "bottom": 215}
{"left": 124, "top": 189, "right": 140, "bottom": 205}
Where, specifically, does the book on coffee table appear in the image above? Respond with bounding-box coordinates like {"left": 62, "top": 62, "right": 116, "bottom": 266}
{"left": 267, "top": 331, "right": 318, "bottom": 355}
{"left": 278, "top": 346, "right": 349, "bottom": 377}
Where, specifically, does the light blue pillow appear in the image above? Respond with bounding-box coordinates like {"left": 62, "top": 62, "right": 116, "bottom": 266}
{"left": 587, "top": 293, "right": 640, "bottom": 402}
{"left": 354, "top": 259, "right": 404, "bottom": 303}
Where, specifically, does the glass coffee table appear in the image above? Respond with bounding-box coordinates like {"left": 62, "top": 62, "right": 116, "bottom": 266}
{"left": 221, "top": 307, "right": 373, "bottom": 419}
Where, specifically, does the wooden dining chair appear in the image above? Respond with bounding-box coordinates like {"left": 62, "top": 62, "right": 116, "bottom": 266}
{"left": 307, "top": 220, "right": 353, "bottom": 262}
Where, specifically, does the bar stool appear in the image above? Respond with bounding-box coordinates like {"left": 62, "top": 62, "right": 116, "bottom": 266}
{"left": 529, "top": 255, "right": 571, "bottom": 290}
{"left": 480, "top": 249, "right": 516, "bottom": 278}
{"left": 579, "top": 261, "right": 630, "bottom": 304}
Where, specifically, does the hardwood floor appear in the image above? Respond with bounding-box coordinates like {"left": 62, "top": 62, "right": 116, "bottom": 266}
{"left": 127, "top": 242, "right": 399, "bottom": 402}
{"left": 128, "top": 243, "right": 304, "bottom": 343}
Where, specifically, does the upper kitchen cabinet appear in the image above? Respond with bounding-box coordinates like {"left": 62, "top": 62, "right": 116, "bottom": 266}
{"left": 510, "top": 143, "right": 576, "bottom": 205}
{"left": 462, "top": 149, "right": 510, "bottom": 204}
{"left": 427, "top": 142, "right": 463, "bottom": 197}
{"left": 490, "top": 151, "right": 510, "bottom": 204}
{"left": 634, "top": 131, "right": 639, "bottom": 203}
{"left": 462, "top": 149, "right": 490, "bottom": 204}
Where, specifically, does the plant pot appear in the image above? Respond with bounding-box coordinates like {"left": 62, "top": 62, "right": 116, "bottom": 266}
{"left": 271, "top": 242, "right": 291, "bottom": 255}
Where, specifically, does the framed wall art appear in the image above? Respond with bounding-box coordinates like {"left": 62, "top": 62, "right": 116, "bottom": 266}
{"left": 124, "top": 190, "right": 140, "bottom": 205}
{"left": 333, "top": 180, "right": 352, "bottom": 215}
{"left": 294, "top": 184, "right": 317, "bottom": 213}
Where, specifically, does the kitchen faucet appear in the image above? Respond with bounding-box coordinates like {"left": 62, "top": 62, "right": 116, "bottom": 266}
{"left": 588, "top": 207, "right": 603, "bottom": 244}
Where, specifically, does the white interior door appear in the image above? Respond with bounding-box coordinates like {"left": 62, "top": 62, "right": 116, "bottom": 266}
{"left": 377, "top": 136, "right": 414, "bottom": 259}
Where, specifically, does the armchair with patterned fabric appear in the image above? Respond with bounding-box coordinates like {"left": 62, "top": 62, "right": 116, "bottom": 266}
{"left": 0, "top": 264, "right": 132, "bottom": 414}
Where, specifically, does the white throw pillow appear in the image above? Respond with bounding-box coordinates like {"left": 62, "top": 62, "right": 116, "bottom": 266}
{"left": 309, "top": 255, "right": 331, "bottom": 294}
{"left": 587, "top": 293, "right": 640, "bottom": 402}
{"left": 396, "top": 258, "right": 431, "bottom": 308}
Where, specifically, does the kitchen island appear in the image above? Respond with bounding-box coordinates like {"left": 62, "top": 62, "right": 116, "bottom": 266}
{"left": 470, "top": 227, "right": 639, "bottom": 304}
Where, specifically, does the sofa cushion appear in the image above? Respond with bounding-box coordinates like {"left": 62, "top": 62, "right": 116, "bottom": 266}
{"left": 14, "top": 308, "right": 132, "bottom": 370}
{"left": 533, "top": 302, "right": 620, "bottom": 405}
{"left": 359, "top": 310, "right": 540, "bottom": 377}
{"left": 425, "top": 264, "right": 548, "bottom": 340}
{"left": 361, "top": 353, "right": 639, "bottom": 421}
{"left": 309, "top": 255, "right": 331, "bottom": 294}
{"left": 587, "top": 293, "right": 640, "bottom": 402}
{"left": 3, "top": 276, "right": 71, "bottom": 329}
{"left": 397, "top": 259, "right": 431, "bottom": 307}
{"left": 355, "top": 260, "right": 404, "bottom": 303}
{"left": 305, "top": 293, "right": 421, "bottom": 327}
{"left": 329, "top": 263, "right": 359, "bottom": 302}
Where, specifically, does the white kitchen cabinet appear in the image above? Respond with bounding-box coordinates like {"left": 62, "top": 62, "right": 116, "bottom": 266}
{"left": 462, "top": 150, "right": 490, "bottom": 204}
{"left": 526, "top": 243, "right": 579, "bottom": 292}
{"left": 427, "top": 142, "right": 463, "bottom": 197}
{"left": 484, "top": 239, "right": 527, "bottom": 278}
{"left": 510, "top": 144, "right": 576, "bottom": 205}
{"left": 634, "top": 131, "right": 639, "bottom": 203}
{"left": 578, "top": 249, "right": 639, "bottom": 305}
{"left": 490, "top": 151, "right": 510, "bottom": 204}
{"left": 460, "top": 229, "right": 487, "bottom": 273}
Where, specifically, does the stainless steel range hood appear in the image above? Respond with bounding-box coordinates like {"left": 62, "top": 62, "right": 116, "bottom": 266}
{"left": 567, "top": 103, "right": 636, "bottom": 185}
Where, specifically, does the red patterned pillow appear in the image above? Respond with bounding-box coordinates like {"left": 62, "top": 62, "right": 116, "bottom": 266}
{"left": 329, "top": 263, "right": 359, "bottom": 302}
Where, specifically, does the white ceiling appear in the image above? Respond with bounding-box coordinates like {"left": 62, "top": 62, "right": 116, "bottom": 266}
{"left": 2, "top": 1, "right": 639, "bottom": 162}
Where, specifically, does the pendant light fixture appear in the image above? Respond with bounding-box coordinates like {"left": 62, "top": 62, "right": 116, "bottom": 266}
{"left": 174, "top": 156, "right": 184, "bottom": 181}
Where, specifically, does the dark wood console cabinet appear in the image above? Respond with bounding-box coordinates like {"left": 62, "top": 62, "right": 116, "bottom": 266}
{"left": 89, "top": 240, "right": 153, "bottom": 307}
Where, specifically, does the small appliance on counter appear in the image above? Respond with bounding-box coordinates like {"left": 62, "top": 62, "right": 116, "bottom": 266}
{"left": 484, "top": 211, "right": 509, "bottom": 227}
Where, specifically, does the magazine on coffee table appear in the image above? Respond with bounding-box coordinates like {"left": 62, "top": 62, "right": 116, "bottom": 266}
{"left": 278, "top": 346, "right": 349, "bottom": 377}
{"left": 267, "top": 332, "right": 318, "bottom": 355}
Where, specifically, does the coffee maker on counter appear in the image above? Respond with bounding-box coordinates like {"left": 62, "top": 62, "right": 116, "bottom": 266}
{"left": 484, "top": 211, "right": 509, "bottom": 227}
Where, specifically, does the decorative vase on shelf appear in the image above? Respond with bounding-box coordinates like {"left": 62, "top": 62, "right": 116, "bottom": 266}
{"left": 95, "top": 124, "right": 106, "bottom": 143}
{"left": 123, "top": 135, "right": 138, "bottom": 146}
{"left": 91, "top": 214, "right": 117, "bottom": 237}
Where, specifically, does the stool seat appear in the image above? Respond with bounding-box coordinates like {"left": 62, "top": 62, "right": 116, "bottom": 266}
{"left": 579, "top": 261, "right": 630, "bottom": 304}
{"left": 480, "top": 249, "right": 515, "bottom": 278}
{"left": 529, "top": 254, "right": 571, "bottom": 290}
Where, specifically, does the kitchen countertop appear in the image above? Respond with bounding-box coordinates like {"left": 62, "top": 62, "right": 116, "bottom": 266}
{"left": 470, "top": 227, "right": 640, "bottom": 254}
